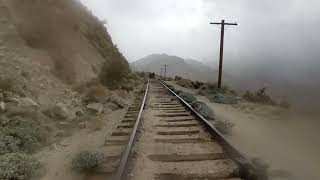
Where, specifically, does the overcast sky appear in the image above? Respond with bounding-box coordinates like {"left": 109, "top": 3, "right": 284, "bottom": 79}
{"left": 80, "top": 0, "right": 320, "bottom": 68}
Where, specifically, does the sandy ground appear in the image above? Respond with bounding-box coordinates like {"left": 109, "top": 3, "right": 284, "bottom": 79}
{"left": 35, "top": 107, "right": 128, "bottom": 180}
{"left": 166, "top": 81, "right": 320, "bottom": 180}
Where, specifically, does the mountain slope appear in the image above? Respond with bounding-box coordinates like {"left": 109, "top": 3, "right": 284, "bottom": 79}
{"left": 131, "top": 54, "right": 216, "bottom": 82}
{"left": 1, "top": 0, "right": 129, "bottom": 87}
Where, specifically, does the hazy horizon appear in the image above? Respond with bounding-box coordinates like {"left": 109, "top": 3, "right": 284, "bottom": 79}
{"left": 80, "top": 0, "right": 320, "bottom": 109}
{"left": 80, "top": 0, "right": 320, "bottom": 64}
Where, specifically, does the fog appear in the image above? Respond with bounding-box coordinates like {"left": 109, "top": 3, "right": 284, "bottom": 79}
{"left": 80, "top": 0, "right": 320, "bottom": 110}
{"left": 78, "top": 1, "right": 320, "bottom": 179}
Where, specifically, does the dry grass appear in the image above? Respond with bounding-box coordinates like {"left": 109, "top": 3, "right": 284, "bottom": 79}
{"left": 243, "top": 88, "right": 276, "bottom": 105}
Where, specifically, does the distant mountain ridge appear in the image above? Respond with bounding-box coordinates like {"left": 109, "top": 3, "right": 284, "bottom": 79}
{"left": 131, "top": 54, "right": 217, "bottom": 82}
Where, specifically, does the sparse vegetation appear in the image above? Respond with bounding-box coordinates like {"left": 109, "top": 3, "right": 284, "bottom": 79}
{"left": 0, "top": 153, "right": 41, "bottom": 180}
{"left": 191, "top": 101, "right": 215, "bottom": 120}
{"left": 179, "top": 92, "right": 196, "bottom": 104}
{"left": 0, "top": 116, "right": 46, "bottom": 153}
{"left": 72, "top": 151, "right": 104, "bottom": 171}
{"left": 243, "top": 88, "right": 276, "bottom": 105}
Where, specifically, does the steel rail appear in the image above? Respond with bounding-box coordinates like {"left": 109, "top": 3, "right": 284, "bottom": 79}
{"left": 113, "top": 79, "right": 149, "bottom": 180}
{"left": 158, "top": 79, "right": 257, "bottom": 180}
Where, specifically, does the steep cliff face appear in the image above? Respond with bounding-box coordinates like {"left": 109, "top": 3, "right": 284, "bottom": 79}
{"left": 0, "top": 0, "right": 128, "bottom": 89}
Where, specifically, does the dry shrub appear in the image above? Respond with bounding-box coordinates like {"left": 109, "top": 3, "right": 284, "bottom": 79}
{"left": 176, "top": 79, "right": 193, "bottom": 88}
{"left": 243, "top": 88, "right": 276, "bottom": 105}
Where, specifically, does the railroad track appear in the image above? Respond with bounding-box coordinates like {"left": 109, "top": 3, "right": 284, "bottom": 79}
{"left": 85, "top": 79, "right": 257, "bottom": 180}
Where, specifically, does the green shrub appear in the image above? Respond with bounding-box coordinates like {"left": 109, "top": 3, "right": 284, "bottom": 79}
{"left": 0, "top": 126, "right": 45, "bottom": 152}
{"left": 0, "top": 135, "right": 20, "bottom": 154}
{"left": 191, "top": 101, "right": 214, "bottom": 120}
{"left": 179, "top": 92, "right": 196, "bottom": 103}
{"left": 72, "top": 151, "right": 104, "bottom": 171}
{"left": 0, "top": 153, "right": 41, "bottom": 180}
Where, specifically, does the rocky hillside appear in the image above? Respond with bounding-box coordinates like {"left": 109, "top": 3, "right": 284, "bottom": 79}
{"left": 0, "top": 1, "right": 142, "bottom": 179}
{"left": 131, "top": 54, "right": 218, "bottom": 82}
{"left": 0, "top": 0, "right": 129, "bottom": 90}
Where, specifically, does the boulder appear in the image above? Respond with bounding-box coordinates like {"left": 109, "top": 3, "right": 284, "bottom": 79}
{"left": 55, "top": 130, "right": 66, "bottom": 137}
{"left": 73, "top": 107, "right": 84, "bottom": 117}
{"left": 87, "top": 103, "right": 103, "bottom": 114}
{"left": 50, "top": 103, "right": 69, "bottom": 120}
{"left": 57, "top": 122, "right": 71, "bottom": 129}
{"left": 109, "top": 94, "right": 127, "bottom": 108}
{"left": 17, "top": 97, "right": 38, "bottom": 107}
{"left": 106, "top": 102, "right": 120, "bottom": 111}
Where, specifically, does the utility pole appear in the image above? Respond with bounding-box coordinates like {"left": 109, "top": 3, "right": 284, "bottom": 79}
{"left": 162, "top": 64, "right": 168, "bottom": 79}
{"left": 160, "top": 67, "right": 163, "bottom": 77}
{"left": 210, "top": 20, "right": 237, "bottom": 88}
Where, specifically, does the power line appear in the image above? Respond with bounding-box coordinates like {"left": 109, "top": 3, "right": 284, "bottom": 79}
{"left": 162, "top": 64, "right": 168, "bottom": 79}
